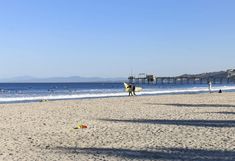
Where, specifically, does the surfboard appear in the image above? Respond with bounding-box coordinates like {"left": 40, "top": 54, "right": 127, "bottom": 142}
{"left": 124, "top": 83, "right": 143, "bottom": 92}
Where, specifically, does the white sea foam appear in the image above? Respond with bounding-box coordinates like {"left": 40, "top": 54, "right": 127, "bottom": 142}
{"left": 139, "top": 85, "right": 235, "bottom": 95}
{"left": 0, "top": 85, "right": 235, "bottom": 103}
{"left": 0, "top": 93, "right": 127, "bottom": 103}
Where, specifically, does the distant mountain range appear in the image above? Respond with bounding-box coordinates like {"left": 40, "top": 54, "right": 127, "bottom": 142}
{"left": 0, "top": 76, "right": 127, "bottom": 83}
{"left": 2, "top": 69, "right": 235, "bottom": 83}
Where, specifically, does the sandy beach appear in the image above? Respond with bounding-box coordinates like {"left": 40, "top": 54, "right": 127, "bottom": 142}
{"left": 0, "top": 93, "right": 234, "bottom": 161}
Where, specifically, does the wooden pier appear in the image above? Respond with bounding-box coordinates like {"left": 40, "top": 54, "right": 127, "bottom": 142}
{"left": 128, "top": 70, "right": 235, "bottom": 84}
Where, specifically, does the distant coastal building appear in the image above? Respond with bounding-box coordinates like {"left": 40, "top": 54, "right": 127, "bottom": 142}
{"left": 128, "top": 69, "right": 235, "bottom": 84}
{"left": 128, "top": 73, "right": 155, "bottom": 84}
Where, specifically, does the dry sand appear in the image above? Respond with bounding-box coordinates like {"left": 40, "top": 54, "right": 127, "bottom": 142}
{"left": 0, "top": 93, "right": 234, "bottom": 161}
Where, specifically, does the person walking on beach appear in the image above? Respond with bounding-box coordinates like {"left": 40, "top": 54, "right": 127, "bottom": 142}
{"left": 127, "top": 84, "right": 133, "bottom": 96}
{"left": 132, "top": 84, "right": 136, "bottom": 96}
{"left": 208, "top": 81, "right": 212, "bottom": 93}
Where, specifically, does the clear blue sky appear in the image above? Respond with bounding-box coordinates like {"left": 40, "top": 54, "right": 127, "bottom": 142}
{"left": 0, "top": 0, "right": 234, "bottom": 78}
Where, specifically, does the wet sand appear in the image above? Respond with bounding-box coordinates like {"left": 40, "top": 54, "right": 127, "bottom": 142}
{"left": 0, "top": 93, "right": 234, "bottom": 161}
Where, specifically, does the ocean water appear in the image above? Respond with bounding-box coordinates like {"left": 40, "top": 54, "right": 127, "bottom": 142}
{"left": 0, "top": 82, "right": 235, "bottom": 103}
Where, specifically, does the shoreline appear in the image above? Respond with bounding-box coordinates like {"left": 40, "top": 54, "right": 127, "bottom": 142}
{"left": 0, "top": 88, "right": 235, "bottom": 105}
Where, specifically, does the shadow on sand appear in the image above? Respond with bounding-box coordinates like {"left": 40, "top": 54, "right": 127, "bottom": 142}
{"left": 145, "top": 103, "right": 235, "bottom": 108}
{"left": 205, "top": 112, "right": 235, "bottom": 115}
{"left": 99, "top": 119, "right": 235, "bottom": 128}
{"left": 51, "top": 147, "right": 235, "bottom": 161}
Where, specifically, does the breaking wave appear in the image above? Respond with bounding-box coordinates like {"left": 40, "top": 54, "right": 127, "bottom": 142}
{"left": 0, "top": 85, "right": 235, "bottom": 103}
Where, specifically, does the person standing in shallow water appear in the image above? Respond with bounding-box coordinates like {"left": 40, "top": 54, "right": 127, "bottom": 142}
{"left": 208, "top": 81, "right": 212, "bottom": 93}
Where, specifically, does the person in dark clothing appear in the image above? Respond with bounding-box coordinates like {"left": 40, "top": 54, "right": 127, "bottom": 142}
{"left": 132, "top": 84, "right": 136, "bottom": 96}
{"left": 218, "top": 89, "right": 222, "bottom": 93}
